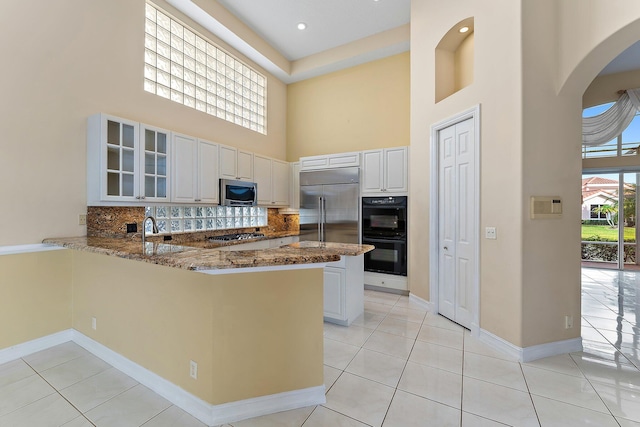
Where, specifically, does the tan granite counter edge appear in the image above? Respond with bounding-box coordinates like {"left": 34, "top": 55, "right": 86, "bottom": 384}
{"left": 42, "top": 237, "right": 373, "bottom": 272}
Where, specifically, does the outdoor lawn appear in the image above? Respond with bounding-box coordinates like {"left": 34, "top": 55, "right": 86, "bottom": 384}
{"left": 582, "top": 224, "right": 636, "bottom": 242}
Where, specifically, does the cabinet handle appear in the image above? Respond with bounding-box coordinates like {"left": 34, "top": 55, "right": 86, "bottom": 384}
{"left": 195, "top": 199, "right": 201, "bottom": 202}
{"left": 136, "top": 196, "right": 141, "bottom": 199}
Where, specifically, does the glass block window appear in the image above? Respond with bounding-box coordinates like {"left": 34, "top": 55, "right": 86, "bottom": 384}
{"left": 144, "top": 2, "right": 267, "bottom": 134}
{"left": 144, "top": 206, "right": 268, "bottom": 234}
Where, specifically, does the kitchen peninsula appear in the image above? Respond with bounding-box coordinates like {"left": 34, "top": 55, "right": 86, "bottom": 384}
{"left": 41, "top": 236, "right": 373, "bottom": 425}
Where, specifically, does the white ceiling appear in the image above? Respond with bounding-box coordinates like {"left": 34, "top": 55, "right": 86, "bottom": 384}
{"left": 167, "top": 0, "right": 410, "bottom": 82}
{"left": 599, "top": 41, "right": 640, "bottom": 76}
{"left": 168, "top": 1, "right": 638, "bottom": 83}
{"left": 215, "top": 0, "right": 411, "bottom": 61}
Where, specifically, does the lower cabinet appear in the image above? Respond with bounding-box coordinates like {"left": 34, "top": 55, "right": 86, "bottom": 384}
{"left": 323, "top": 255, "right": 364, "bottom": 326}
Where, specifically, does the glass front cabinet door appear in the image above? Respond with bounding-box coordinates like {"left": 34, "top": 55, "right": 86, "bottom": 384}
{"left": 141, "top": 124, "right": 169, "bottom": 202}
{"left": 87, "top": 114, "right": 171, "bottom": 205}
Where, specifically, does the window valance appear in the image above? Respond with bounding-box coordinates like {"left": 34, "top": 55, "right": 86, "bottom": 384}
{"left": 583, "top": 88, "right": 640, "bottom": 146}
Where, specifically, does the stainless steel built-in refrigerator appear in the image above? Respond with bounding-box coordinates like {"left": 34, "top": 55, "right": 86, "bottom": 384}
{"left": 299, "top": 167, "right": 360, "bottom": 244}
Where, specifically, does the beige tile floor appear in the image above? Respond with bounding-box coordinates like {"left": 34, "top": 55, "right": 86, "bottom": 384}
{"left": 1, "top": 268, "right": 640, "bottom": 426}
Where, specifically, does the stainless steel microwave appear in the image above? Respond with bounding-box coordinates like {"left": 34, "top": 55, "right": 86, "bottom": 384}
{"left": 219, "top": 179, "right": 258, "bottom": 206}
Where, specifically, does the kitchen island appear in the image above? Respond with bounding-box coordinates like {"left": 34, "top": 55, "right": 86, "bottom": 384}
{"left": 42, "top": 236, "right": 372, "bottom": 272}
{"left": 41, "top": 236, "right": 373, "bottom": 425}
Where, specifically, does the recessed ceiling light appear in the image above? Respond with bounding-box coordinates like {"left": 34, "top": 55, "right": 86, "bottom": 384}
{"left": 297, "top": 22, "right": 307, "bottom": 30}
{"left": 459, "top": 26, "right": 469, "bottom": 33}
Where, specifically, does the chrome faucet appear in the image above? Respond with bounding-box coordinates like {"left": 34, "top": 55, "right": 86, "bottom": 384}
{"left": 142, "top": 216, "right": 159, "bottom": 248}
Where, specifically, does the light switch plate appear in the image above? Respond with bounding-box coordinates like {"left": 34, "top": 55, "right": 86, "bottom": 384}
{"left": 485, "top": 227, "right": 497, "bottom": 239}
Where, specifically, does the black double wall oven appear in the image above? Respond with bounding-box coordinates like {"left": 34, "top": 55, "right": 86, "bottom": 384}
{"left": 361, "top": 196, "right": 407, "bottom": 276}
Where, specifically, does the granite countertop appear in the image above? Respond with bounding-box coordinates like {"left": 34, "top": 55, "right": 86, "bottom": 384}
{"left": 41, "top": 236, "right": 374, "bottom": 272}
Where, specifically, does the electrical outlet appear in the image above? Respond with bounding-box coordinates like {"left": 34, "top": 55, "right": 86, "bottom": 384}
{"left": 91, "top": 317, "right": 97, "bottom": 330}
{"left": 565, "top": 315, "right": 573, "bottom": 329}
{"left": 485, "top": 227, "right": 497, "bottom": 239}
{"left": 190, "top": 360, "right": 198, "bottom": 379}
{"left": 79, "top": 214, "right": 87, "bottom": 225}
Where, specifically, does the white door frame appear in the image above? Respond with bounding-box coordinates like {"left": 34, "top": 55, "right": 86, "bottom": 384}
{"left": 429, "top": 105, "right": 481, "bottom": 336}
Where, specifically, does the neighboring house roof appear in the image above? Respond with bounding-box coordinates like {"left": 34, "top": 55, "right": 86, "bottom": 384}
{"left": 582, "top": 189, "right": 617, "bottom": 204}
{"left": 582, "top": 176, "right": 619, "bottom": 190}
{"left": 582, "top": 177, "right": 635, "bottom": 204}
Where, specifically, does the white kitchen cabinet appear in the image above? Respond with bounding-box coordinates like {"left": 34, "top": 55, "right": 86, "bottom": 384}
{"left": 171, "top": 133, "right": 219, "bottom": 204}
{"left": 268, "top": 235, "right": 299, "bottom": 247}
{"left": 277, "top": 162, "right": 299, "bottom": 214}
{"left": 87, "top": 114, "right": 170, "bottom": 205}
{"left": 361, "top": 147, "right": 408, "bottom": 195}
{"left": 299, "top": 151, "right": 360, "bottom": 171}
{"left": 323, "top": 267, "right": 346, "bottom": 320}
{"left": 272, "top": 159, "right": 290, "bottom": 206}
{"left": 217, "top": 235, "right": 298, "bottom": 251}
{"left": 219, "top": 145, "right": 253, "bottom": 181}
{"left": 253, "top": 155, "right": 273, "bottom": 205}
{"left": 216, "top": 239, "right": 270, "bottom": 251}
{"left": 323, "top": 255, "right": 364, "bottom": 326}
{"left": 364, "top": 271, "right": 408, "bottom": 293}
{"left": 290, "top": 162, "right": 300, "bottom": 210}
{"left": 253, "top": 155, "right": 290, "bottom": 207}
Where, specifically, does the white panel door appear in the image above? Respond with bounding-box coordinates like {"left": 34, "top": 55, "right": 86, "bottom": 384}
{"left": 438, "top": 118, "right": 476, "bottom": 328}
{"left": 438, "top": 126, "right": 457, "bottom": 320}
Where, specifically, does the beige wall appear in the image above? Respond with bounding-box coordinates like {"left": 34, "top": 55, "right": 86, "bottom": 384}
{"left": 520, "top": 0, "right": 582, "bottom": 347}
{"left": 455, "top": 33, "right": 475, "bottom": 91}
{"left": 0, "top": 251, "right": 72, "bottom": 349}
{"left": 411, "top": 0, "right": 524, "bottom": 344}
{"left": 557, "top": 1, "right": 640, "bottom": 96}
{"left": 0, "top": 0, "right": 287, "bottom": 246}
{"left": 286, "top": 52, "right": 410, "bottom": 161}
{"left": 71, "top": 251, "right": 323, "bottom": 404}
{"left": 411, "top": 0, "right": 640, "bottom": 349}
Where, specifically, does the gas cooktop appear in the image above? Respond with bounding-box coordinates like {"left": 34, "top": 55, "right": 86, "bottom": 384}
{"left": 208, "top": 233, "right": 265, "bottom": 242}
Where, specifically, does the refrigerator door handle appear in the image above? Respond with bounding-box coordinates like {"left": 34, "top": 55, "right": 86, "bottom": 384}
{"left": 318, "top": 196, "right": 323, "bottom": 242}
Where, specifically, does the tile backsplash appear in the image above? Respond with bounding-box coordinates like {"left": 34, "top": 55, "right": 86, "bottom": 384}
{"left": 87, "top": 206, "right": 298, "bottom": 240}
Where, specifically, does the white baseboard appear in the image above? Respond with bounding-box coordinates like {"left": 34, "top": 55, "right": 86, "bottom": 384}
{"left": 408, "top": 293, "right": 436, "bottom": 313}
{"left": 1, "top": 330, "right": 326, "bottom": 426}
{"left": 520, "top": 337, "right": 583, "bottom": 362}
{"left": 0, "top": 330, "right": 74, "bottom": 365}
{"left": 477, "top": 328, "right": 583, "bottom": 362}
{"left": 211, "top": 385, "right": 326, "bottom": 425}
{"left": 71, "top": 331, "right": 214, "bottom": 424}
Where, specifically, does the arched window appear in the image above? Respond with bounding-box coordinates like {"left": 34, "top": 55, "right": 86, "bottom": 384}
{"left": 583, "top": 100, "right": 640, "bottom": 158}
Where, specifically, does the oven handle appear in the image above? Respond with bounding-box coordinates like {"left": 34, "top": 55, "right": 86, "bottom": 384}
{"left": 362, "top": 237, "right": 407, "bottom": 244}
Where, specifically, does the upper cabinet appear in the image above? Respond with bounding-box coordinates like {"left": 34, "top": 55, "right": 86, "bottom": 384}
{"left": 219, "top": 145, "right": 253, "bottom": 181}
{"left": 171, "top": 134, "right": 219, "bottom": 204}
{"left": 299, "top": 151, "right": 360, "bottom": 171}
{"left": 253, "top": 155, "right": 290, "bottom": 207}
{"left": 290, "top": 162, "right": 300, "bottom": 210}
{"left": 87, "top": 114, "right": 171, "bottom": 205}
{"left": 141, "top": 124, "right": 170, "bottom": 202}
{"left": 361, "top": 147, "right": 408, "bottom": 195}
{"left": 272, "top": 159, "right": 290, "bottom": 206}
